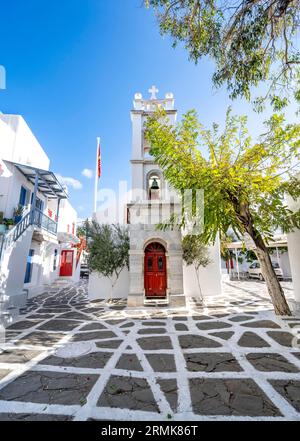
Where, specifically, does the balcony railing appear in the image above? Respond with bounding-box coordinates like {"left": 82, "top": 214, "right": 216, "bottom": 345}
{"left": 0, "top": 207, "right": 58, "bottom": 262}
{"left": 32, "top": 208, "right": 58, "bottom": 235}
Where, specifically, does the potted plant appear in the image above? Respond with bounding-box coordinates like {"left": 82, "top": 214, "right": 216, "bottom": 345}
{"left": 13, "top": 204, "right": 24, "bottom": 224}
{"left": 4, "top": 218, "right": 14, "bottom": 230}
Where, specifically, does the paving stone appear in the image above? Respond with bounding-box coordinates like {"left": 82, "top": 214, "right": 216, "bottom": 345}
{"left": 175, "top": 323, "right": 189, "bottom": 331}
{"left": 120, "top": 322, "right": 135, "bottom": 328}
{"left": 97, "top": 375, "right": 159, "bottom": 412}
{"left": 72, "top": 331, "right": 117, "bottom": 342}
{"left": 157, "top": 379, "right": 178, "bottom": 412}
{"left": 80, "top": 307, "right": 102, "bottom": 314}
{"left": 80, "top": 323, "right": 107, "bottom": 331}
{"left": 270, "top": 380, "right": 300, "bottom": 412}
{"left": 287, "top": 323, "right": 300, "bottom": 329}
{"left": 242, "top": 320, "right": 281, "bottom": 329}
{"left": 6, "top": 320, "right": 39, "bottom": 330}
{"left": 246, "top": 353, "right": 299, "bottom": 373}
{"left": 0, "top": 370, "right": 99, "bottom": 405}
{"left": 192, "top": 315, "right": 213, "bottom": 321}
{"left": 0, "top": 369, "right": 10, "bottom": 380}
{"left": 141, "top": 321, "right": 166, "bottom": 327}
{"left": 0, "top": 413, "right": 72, "bottom": 421}
{"left": 213, "top": 313, "right": 229, "bottom": 318}
{"left": 27, "top": 314, "right": 55, "bottom": 319}
{"left": 267, "top": 331, "right": 296, "bottom": 347}
{"left": 189, "top": 378, "right": 281, "bottom": 416}
{"left": 179, "top": 334, "right": 222, "bottom": 349}
{"left": 39, "top": 351, "right": 112, "bottom": 369}
{"left": 229, "top": 315, "right": 254, "bottom": 322}
{"left": 238, "top": 332, "right": 270, "bottom": 348}
{"left": 185, "top": 353, "right": 243, "bottom": 372}
{"left": 37, "top": 319, "right": 80, "bottom": 332}
{"left": 172, "top": 316, "right": 188, "bottom": 321}
{"left": 95, "top": 340, "right": 123, "bottom": 349}
{"left": 210, "top": 331, "right": 234, "bottom": 341}
{"left": 196, "top": 321, "right": 232, "bottom": 331}
{"left": 0, "top": 349, "right": 42, "bottom": 364}
{"left": 138, "top": 328, "right": 167, "bottom": 335}
{"left": 17, "top": 332, "right": 65, "bottom": 347}
{"left": 105, "top": 319, "right": 126, "bottom": 325}
{"left": 146, "top": 354, "right": 176, "bottom": 372}
{"left": 115, "top": 354, "right": 143, "bottom": 371}
{"left": 59, "top": 311, "right": 91, "bottom": 320}
{"left": 137, "top": 336, "right": 173, "bottom": 350}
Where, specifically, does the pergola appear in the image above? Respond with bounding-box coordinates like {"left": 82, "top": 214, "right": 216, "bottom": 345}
{"left": 4, "top": 160, "right": 68, "bottom": 221}
{"left": 226, "top": 235, "right": 288, "bottom": 280}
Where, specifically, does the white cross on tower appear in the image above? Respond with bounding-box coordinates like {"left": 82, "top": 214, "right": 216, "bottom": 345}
{"left": 148, "top": 85, "right": 158, "bottom": 100}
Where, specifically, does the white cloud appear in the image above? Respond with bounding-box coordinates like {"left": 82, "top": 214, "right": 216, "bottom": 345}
{"left": 82, "top": 168, "right": 93, "bottom": 179}
{"left": 56, "top": 174, "right": 83, "bottom": 190}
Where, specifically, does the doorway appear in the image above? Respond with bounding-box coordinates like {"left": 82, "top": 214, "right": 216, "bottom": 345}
{"left": 60, "top": 250, "right": 74, "bottom": 277}
{"left": 144, "top": 242, "right": 167, "bottom": 297}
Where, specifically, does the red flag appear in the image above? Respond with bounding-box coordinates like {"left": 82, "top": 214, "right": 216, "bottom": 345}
{"left": 97, "top": 141, "right": 101, "bottom": 179}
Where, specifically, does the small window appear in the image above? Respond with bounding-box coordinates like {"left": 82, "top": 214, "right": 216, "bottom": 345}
{"left": 147, "top": 257, "right": 153, "bottom": 270}
{"left": 158, "top": 256, "right": 164, "bottom": 270}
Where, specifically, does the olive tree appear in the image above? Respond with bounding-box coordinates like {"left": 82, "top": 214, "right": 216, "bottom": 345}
{"left": 86, "top": 221, "right": 129, "bottom": 303}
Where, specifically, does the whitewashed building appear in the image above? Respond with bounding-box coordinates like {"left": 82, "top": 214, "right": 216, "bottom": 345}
{"left": 89, "top": 87, "right": 222, "bottom": 306}
{"left": 0, "top": 114, "right": 80, "bottom": 313}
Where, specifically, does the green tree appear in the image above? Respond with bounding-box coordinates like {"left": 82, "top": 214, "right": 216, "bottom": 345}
{"left": 182, "top": 234, "right": 211, "bottom": 301}
{"left": 145, "top": 108, "right": 300, "bottom": 315}
{"left": 86, "top": 222, "right": 129, "bottom": 303}
{"left": 145, "top": 0, "right": 300, "bottom": 110}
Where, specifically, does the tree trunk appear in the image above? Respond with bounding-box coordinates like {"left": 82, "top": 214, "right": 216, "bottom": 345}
{"left": 229, "top": 197, "right": 291, "bottom": 316}
{"left": 195, "top": 267, "right": 204, "bottom": 303}
{"left": 251, "top": 235, "right": 291, "bottom": 316}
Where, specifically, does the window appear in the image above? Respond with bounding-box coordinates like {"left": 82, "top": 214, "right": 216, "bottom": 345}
{"left": 24, "top": 249, "right": 34, "bottom": 284}
{"left": 53, "top": 249, "right": 58, "bottom": 271}
{"left": 147, "top": 257, "right": 153, "bottom": 270}
{"left": 158, "top": 256, "right": 164, "bottom": 270}
{"left": 31, "top": 194, "right": 44, "bottom": 211}
{"left": 19, "top": 186, "right": 30, "bottom": 207}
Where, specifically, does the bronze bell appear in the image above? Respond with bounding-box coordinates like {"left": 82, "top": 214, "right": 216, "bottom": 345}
{"left": 150, "top": 178, "right": 159, "bottom": 190}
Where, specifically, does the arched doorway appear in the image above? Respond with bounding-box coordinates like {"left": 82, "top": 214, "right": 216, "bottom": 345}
{"left": 144, "top": 242, "right": 167, "bottom": 297}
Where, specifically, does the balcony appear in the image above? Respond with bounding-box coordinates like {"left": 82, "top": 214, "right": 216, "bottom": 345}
{"left": 32, "top": 208, "right": 57, "bottom": 235}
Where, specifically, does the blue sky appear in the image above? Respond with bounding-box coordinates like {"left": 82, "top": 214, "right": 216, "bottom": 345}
{"left": 0, "top": 0, "right": 297, "bottom": 220}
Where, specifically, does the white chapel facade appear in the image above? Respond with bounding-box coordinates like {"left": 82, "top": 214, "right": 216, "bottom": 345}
{"left": 89, "top": 86, "right": 222, "bottom": 305}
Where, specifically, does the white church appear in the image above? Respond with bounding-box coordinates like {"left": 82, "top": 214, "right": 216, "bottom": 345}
{"left": 89, "top": 87, "right": 222, "bottom": 307}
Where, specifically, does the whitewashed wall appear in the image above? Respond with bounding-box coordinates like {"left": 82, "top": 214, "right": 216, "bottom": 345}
{"left": 88, "top": 268, "right": 129, "bottom": 301}
{"left": 183, "top": 238, "right": 222, "bottom": 297}
{"left": 286, "top": 188, "right": 300, "bottom": 303}
{"left": 0, "top": 115, "right": 49, "bottom": 169}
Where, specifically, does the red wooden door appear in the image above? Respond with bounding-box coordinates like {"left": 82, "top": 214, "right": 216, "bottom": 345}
{"left": 60, "top": 250, "right": 74, "bottom": 276}
{"left": 144, "top": 243, "right": 167, "bottom": 297}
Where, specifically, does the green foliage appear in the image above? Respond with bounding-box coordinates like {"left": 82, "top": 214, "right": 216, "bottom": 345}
{"left": 182, "top": 234, "right": 211, "bottom": 270}
{"left": 145, "top": 107, "right": 300, "bottom": 244}
{"left": 86, "top": 221, "right": 129, "bottom": 282}
{"left": 145, "top": 0, "right": 300, "bottom": 109}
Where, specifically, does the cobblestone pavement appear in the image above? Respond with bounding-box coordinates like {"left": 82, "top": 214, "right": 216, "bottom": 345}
{"left": 0, "top": 280, "right": 300, "bottom": 421}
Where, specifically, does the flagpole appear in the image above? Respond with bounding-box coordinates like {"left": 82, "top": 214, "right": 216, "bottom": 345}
{"left": 94, "top": 137, "right": 100, "bottom": 216}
